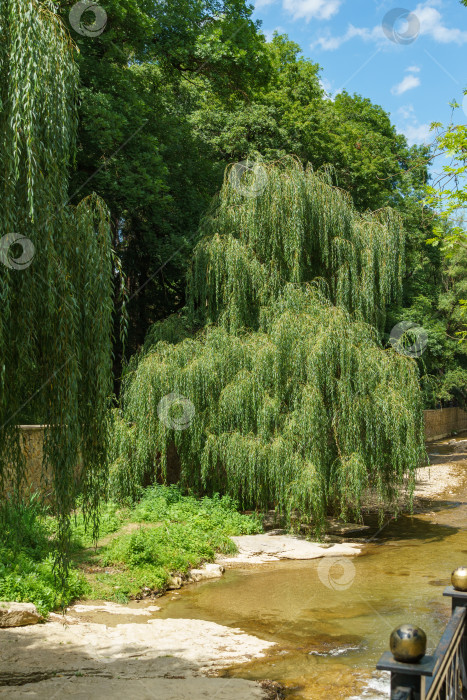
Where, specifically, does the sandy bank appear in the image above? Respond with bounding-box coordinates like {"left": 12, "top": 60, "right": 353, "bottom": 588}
{"left": 0, "top": 616, "right": 275, "bottom": 699}
{"left": 415, "top": 437, "right": 467, "bottom": 502}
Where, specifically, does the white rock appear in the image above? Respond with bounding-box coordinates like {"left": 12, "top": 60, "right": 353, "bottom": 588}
{"left": 0, "top": 602, "right": 42, "bottom": 628}
{"left": 217, "top": 534, "right": 361, "bottom": 564}
{"left": 168, "top": 576, "right": 183, "bottom": 589}
{"left": 70, "top": 603, "right": 160, "bottom": 616}
{"left": 189, "top": 563, "right": 225, "bottom": 582}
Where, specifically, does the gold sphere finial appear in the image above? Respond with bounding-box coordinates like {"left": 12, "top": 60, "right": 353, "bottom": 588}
{"left": 451, "top": 567, "right": 467, "bottom": 592}
{"left": 390, "top": 624, "right": 427, "bottom": 663}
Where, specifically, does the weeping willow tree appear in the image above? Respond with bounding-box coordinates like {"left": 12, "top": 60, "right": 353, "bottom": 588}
{"left": 0, "top": 0, "right": 114, "bottom": 563}
{"left": 112, "top": 159, "right": 426, "bottom": 529}
{"left": 189, "top": 159, "right": 405, "bottom": 331}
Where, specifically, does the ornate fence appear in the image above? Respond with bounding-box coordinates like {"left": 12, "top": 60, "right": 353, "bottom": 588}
{"left": 377, "top": 586, "right": 467, "bottom": 700}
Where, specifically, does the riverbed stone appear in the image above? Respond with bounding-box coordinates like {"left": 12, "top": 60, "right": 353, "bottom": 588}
{"left": 217, "top": 534, "right": 361, "bottom": 564}
{"left": 168, "top": 575, "right": 183, "bottom": 589}
{"left": 189, "top": 563, "right": 225, "bottom": 582}
{"left": 0, "top": 602, "right": 42, "bottom": 628}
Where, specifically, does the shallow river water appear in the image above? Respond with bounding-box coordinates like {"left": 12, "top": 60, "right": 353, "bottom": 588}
{"left": 155, "top": 436, "right": 467, "bottom": 699}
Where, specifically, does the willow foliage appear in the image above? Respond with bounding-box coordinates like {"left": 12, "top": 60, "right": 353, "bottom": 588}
{"left": 113, "top": 159, "right": 425, "bottom": 528}
{"left": 0, "top": 0, "right": 114, "bottom": 562}
{"left": 189, "top": 158, "right": 405, "bottom": 331}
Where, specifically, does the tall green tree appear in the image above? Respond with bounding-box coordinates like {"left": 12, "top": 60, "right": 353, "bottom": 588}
{"left": 112, "top": 161, "right": 426, "bottom": 527}
{"left": 57, "top": 0, "right": 270, "bottom": 359}
{"left": 423, "top": 102, "right": 467, "bottom": 350}
{"left": 425, "top": 117, "right": 467, "bottom": 255}
{"left": 191, "top": 34, "right": 429, "bottom": 212}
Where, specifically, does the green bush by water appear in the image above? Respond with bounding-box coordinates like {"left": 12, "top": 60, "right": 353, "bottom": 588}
{"left": 132, "top": 485, "right": 261, "bottom": 535}
{"left": 0, "top": 487, "right": 261, "bottom": 611}
{"left": 93, "top": 485, "right": 261, "bottom": 599}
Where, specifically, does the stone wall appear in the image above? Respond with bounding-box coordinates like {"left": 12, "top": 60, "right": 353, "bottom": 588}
{"left": 2, "top": 426, "right": 54, "bottom": 501}
{"left": 19, "top": 425, "right": 54, "bottom": 498}
{"left": 4, "top": 414, "right": 466, "bottom": 501}
{"left": 424, "top": 407, "right": 467, "bottom": 442}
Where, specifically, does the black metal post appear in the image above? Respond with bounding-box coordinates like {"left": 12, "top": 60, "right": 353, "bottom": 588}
{"left": 443, "top": 587, "right": 467, "bottom": 699}
{"left": 377, "top": 652, "right": 437, "bottom": 700}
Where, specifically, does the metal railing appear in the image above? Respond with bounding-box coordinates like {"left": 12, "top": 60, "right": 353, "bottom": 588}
{"left": 377, "top": 587, "right": 467, "bottom": 700}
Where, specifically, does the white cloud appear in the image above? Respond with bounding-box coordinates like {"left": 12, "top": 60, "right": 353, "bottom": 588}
{"left": 319, "top": 77, "right": 334, "bottom": 99}
{"left": 398, "top": 104, "right": 416, "bottom": 120}
{"left": 415, "top": 1, "right": 467, "bottom": 44}
{"left": 310, "top": 0, "right": 467, "bottom": 51}
{"left": 311, "top": 24, "right": 382, "bottom": 50}
{"left": 391, "top": 74, "right": 421, "bottom": 96}
{"left": 401, "top": 123, "right": 432, "bottom": 145}
{"left": 406, "top": 65, "right": 421, "bottom": 73}
{"left": 282, "top": 0, "right": 342, "bottom": 22}
{"left": 397, "top": 105, "right": 432, "bottom": 146}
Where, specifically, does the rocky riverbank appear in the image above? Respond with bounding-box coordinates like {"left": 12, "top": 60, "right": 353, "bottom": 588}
{"left": 217, "top": 535, "right": 361, "bottom": 565}
{"left": 0, "top": 612, "right": 276, "bottom": 699}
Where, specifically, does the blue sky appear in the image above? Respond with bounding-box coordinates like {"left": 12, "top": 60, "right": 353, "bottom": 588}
{"left": 253, "top": 0, "right": 467, "bottom": 168}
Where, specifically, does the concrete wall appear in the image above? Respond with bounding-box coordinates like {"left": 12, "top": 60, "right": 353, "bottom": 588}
{"left": 424, "top": 407, "right": 467, "bottom": 442}
{"left": 4, "top": 414, "right": 466, "bottom": 501}
{"left": 2, "top": 426, "right": 53, "bottom": 501}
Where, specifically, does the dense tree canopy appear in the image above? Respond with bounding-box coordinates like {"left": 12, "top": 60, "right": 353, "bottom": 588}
{"left": 56, "top": 0, "right": 271, "bottom": 356}
{"left": 53, "top": 0, "right": 465, "bottom": 409}
{"left": 59, "top": 9, "right": 435, "bottom": 356}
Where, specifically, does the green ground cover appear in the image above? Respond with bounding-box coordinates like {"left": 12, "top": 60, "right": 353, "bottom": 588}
{"left": 0, "top": 487, "right": 261, "bottom": 614}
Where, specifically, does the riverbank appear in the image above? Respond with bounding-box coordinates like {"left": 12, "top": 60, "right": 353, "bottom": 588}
{"left": 0, "top": 613, "right": 277, "bottom": 699}
{"left": 1, "top": 435, "right": 466, "bottom": 699}
{"left": 414, "top": 435, "right": 467, "bottom": 502}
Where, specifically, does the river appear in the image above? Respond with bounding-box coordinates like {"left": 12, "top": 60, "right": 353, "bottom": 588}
{"left": 155, "top": 434, "right": 467, "bottom": 699}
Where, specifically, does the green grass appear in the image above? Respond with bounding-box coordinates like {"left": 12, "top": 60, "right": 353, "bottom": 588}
{"left": 0, "top": 486, "right": 262, "bottom": 613}
{"left": 68, "top": 500, "right": 130, "bottom": 548}
{"left": 0, "top": 496, "right": 87, "bottom": 616}
{"left": 84, "top": 486, "right": 261, "bottom": 601}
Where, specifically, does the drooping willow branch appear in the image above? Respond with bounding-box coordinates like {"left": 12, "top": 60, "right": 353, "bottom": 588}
{"left": 188, "top": 158, "right": 405, "bottom": 331}
{"left": 0, "top": 0, "right": 114, "bottom": 568}
{"left": 112, "top": 159, "right": 426, "bottom": 530}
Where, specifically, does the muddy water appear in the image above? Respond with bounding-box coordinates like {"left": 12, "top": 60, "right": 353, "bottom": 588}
{"left": 155, "top": 436, "right": 467, "bottom": 699}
